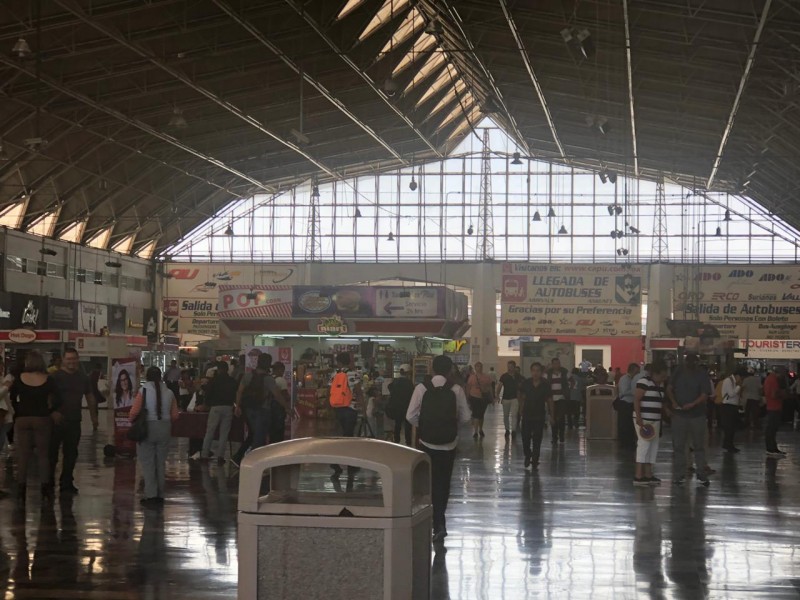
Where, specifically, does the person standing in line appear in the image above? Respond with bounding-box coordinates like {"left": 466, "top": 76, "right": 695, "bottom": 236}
{"left": 546, "top": 358, "right": 569, "bottom": 445}
{"left": 741, "top": 369, "right": 763, "bottom": 430}
{"left": 764, "top": 366, "right": 788, "bottom": 458}
{"left": 667, "top": 353, "right": 712, "bottom": 486}
{"left": 387, "top": 365, "right": 415, "bottom": 445}
{"left": 269, "top": 362, "right": 291, "bottom": 444}
{"left": 498, "top": 360, "right": 522, "bottom": 440}
{"left": 231, "top": 353, "right": 284, "bottom": 467}
{"left": 163, "top": 360, "right": 181, "bottom": 399}
{"left": 720, "top": 369, "right": 744, "bottom": 453}
{"left": 466, "top": 362, "right": 492, "bottom": 439}
{"left": 617, "top": 363, "right": 641, "bottom": 448}
{"left": 129, "top": 366, "right": 178, "bottom": 506}
{"left": 633, "top": 361, "right": 669, "bottom": 486}
{"left": 50, "top": 348, "right": 94, "bottom": 495}
{"left": 406, "top": 355, "right": 470, "bottom": 543}
{"left": 10, "top": 352, "right": 56, "bottom": 501}
{"left": 518, "top": 362, "right": 552, "bottom": 471}
{"left": 200, "top": 361, "right": 238, "bottom": 461}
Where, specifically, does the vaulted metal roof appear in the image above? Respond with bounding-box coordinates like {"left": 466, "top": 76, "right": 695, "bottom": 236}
{"left": 0, "top": 0, "right": 796, "bottom": 256}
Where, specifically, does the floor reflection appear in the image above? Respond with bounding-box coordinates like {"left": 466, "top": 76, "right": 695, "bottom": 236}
{"left": 0, "top": 408, "right": 797, "bottom": 597}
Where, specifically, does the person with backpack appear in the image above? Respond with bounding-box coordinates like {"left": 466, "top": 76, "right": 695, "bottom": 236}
{"left": 406, "top": 355, "right": 470, "bottom": 543}
{"left": 387, "top": 365, "right": 414, "bottom": 445}
{"left": 719, "top": 369, "right": 744, "bottom": 454}
{"left": 329, "top": 352, "right": 362, "bottom": 478}
{"left": 231, "top": 353, "right": 285, "bottom": 467}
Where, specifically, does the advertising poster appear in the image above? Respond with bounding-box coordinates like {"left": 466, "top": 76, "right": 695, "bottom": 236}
{"left": 162, "top": 297, "right": 219, "bottom": 337}
{"left": 217, "top": 286, "right": 293, "bottom": 319}
{"left": 111, "top": 359, "right": 138, "bottom": 452}
{"left": 79, "top": 302, "right": 107, "bottom": 334}
{"left": 46, "top": 298, "right": 78, "bottom": 330}
{"left": 501, "top": 263, "right": 643, "bottom": 336}
{"left": 374, "top": 287, "right": 442, "bottom": 318}
{"left": 674, "top": 265, "right": 800, "bottom": 339}
{"left": 292, "top": 286, "right": 375, "bottom": 318}
{"left": 142, "top": 309, "right": 158, "bottom": 343}
{"left": 108, "top": 305, "right": 126, "bottom": 334}
{"left": 164, "top": 263, "right": 298, "bottom": 298}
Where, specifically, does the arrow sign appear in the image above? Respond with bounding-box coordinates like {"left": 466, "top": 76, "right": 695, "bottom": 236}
{"left": 384, "top": 303, "right": 404, "bottom": 315}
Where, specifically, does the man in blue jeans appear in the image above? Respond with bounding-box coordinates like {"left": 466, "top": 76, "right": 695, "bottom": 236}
{"left": 232, "top": 353, "right": 285, "bottom": 467}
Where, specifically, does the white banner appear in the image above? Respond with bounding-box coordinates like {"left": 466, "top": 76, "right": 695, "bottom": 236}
{"left": 501, "top": 263, "right": 643, "bottom": 336}
{"left": 78, "top": 302, "right": 107, "bottom": 334}
{"left": 163, "top": 263, "right": 298, "bottom": 298}
{"left": 739, "top": 339, "right": 800, "bottom": 359}
{"left": 674, "top": 265, "right": 800, "bottom": 338}
{"left": 162, "top": 298, "right": 219, "bottom": 337}
{"left": 374, "top": 287, "right": 439, "bottom": 317}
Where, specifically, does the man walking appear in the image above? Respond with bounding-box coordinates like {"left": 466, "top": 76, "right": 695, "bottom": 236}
{"left": 545, "top": 358, "right": 568, "bottom": 444}
{"left": 406, "top": 355, "right": 470, "bottom": 543}
{"left": 667, "top": 354, "right": 712, "bottom": 486}
{"left": 200, "top": 361, "right": 238, "bottom": 461}
{"left": 719, "top": 369, "right": 744, "bottom": 453}
{"left": 518, "top": 362, "right": 552, "bottom": 470}
{"left": 50, "top": 348, "right": 94, "bottom": 495}
{"left": 164, "top": 360, "right": 181, "bottom": 399}
{"left": 617, "top": 363, "right": 640, "bottom": 448}
{"left": 498, "top": 360, "right": 522, "bottom": 439}
{"left": 387, "top": 365, "right": 414, "bottom": 445}
{"left": 764, "top": 366, "right": 788, "bottom": 458}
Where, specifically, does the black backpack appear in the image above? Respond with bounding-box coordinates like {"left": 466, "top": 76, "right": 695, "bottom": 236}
{"left": 240, "top": 372, "right": 266, "bottom": 409}
{"left": 418, "top": 381, "right": 458, "bottom": 445}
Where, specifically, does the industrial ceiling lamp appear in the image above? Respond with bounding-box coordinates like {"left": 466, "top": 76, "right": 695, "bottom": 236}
{"left": 105, "top": 259, "right": 122, "bottom": 268}
{"left": 547, "top": 206, "right": 556, "bottom": 218}
{"left": 558, "top": 224, "right": 568, "bottom": 235}
{"left": 409, "top": 175, "right": 418, "bottom": 191}
{"left": 383, "top": 78, "right": 398, "bottom": 97}
{"left": 467, "top": 224, "right": 474, "bottom": 235}
{"left": 599, "top": 171, "right": 608, "bottom": 184}
{"left": 387, "top": 231, "right": 395, "bottom": 241}
{"left": 715, "top": 226, "right": 722, "bottom": 237}
{"left": 168, "top": 106, "right": 188, "bottom": 129}
{"left": 39, "top": 247, "right": 57, "bottom": 256}
{"left": 532, "top": 211, "right": 541, "bottom": 222}
{"left": 723, "top": 209, "right": 732, "bottom": 221}
{"left": 511, "top": 152, "right": 523, "bottom": 165}
{"left": 629, "top": 225, "right": 640, "bottom": 234}
{"left": 224, "top": 223, "right": 234, "bottom": 236}
{"left": 607, "top": 171, "right": 617, "bottom": 184}
{"left": 354, "top": 206, "right": 362, "bottom": 218}
{"left": 12, "top": 37, "right": 31, "bottom": 59}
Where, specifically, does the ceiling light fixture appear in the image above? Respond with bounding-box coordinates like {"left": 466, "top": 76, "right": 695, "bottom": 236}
{"left": 355, "top": 207, "right": 362, "bottom": 218}
{"left": 387, "top": 231, "right": 395, "bottom": 242}
{"left": 467, "top": 224, "right": 474, "bottom": 235}
{"left": 511, "top": 152, "right": 523, "bottom": 165}
{"left": 98, "top": 179, "right": 108, "bottom": 191}
{"left": 12, "top": 37, "right": 31, "bottom": 59}
{"left": 245, "top": 289, "right": 259, "bottom": 301}
{"left": 409, "top": 176, "right": 418, "bottom": 191}
{"left": 599, "top": 171, "right": 607, "bottom": 184}
{"left": 715, "top": 226, "right": 722, "bottom": 237}
{"left": 723, "top": 209, "right": 732, "bottom": 222}
{"left": 616, "top": 248, "right": 629, "bottom": 256}
{"left": 547, "top": 206, "right": 556, "bottom": 218}
{"left": 558, "top": 225, "right": 568, "bottom": 235}
{"left": 168, "top": 106, "right": 188, "bottom": 129}
{"left": 532, "top": 211, "right": 541, "bottom": 222}
{"left": 629, "top": 225, "right": 640, "bottom": 234}
{"left": 607, "top": 171, "right": 617, "bottom": 184}
{"left": 39, "top": 248, "right": 57, "bottom": 256}
{"left": 105, "top": 260, "right": 122, "bottom": 268}
{"left": 383, "top": 78, "right": 398, "bottom": 97}
{"left": 224, "top": 224, "right": 234, "bottom": 236}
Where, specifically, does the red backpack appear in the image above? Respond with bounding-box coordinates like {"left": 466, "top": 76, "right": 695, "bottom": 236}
{"left": 329, "top": 371, "right": 353, "bottom": 408}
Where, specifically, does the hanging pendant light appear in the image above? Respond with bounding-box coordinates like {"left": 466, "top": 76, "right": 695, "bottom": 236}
{"left": 532, "top": 211, "right": 541, "bottom": 222}
{"left": 12, "top": 38, "right": 32, "bottom": 59}
{"left": 723, "top": 209, "right": 732, "bottom": 222}
{"left": 547, "top": 206, "right": 556, "bottom": 218}
{"left": 715, "top": 226, "right": 722, "bottom": 237}
{"left": 387, "top": 231, "right": 394, "bottom": 242}
{"left": 511, "top": 152, "right": 523, "bottom": 165}
{"left": 224, "top": 224, "right": 234, "bottom": 236}
{"left": 355, "top": 207, "right": 362, "bottom": 218}
{"left": 467, "top": 224, "right": 474, "bottom": 235}
{"left": 558, "top": 225, "right": 568, "bottom": 235}
{"left": 409, "top": 177, "right": 417, "bottom": 191}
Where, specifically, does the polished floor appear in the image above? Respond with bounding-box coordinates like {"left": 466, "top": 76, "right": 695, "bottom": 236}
{"left": 0, "top": 407, "right": 799, "bottom": 599}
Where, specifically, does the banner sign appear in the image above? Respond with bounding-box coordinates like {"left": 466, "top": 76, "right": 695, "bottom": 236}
{"left": 46, "top": 297, "right": 78, "bottom": 330}
{"left": 292, "top": 286, "right": 375, "bottom": 318}
{"left": 375, "top": 287, "right": 440, "bottom": 317}
{"left": 673, "top": 266, "right": 800, "bottom": 339}
{"left": 164, "top": 263, "right": 298, "bottom": 298}
{"left": 78, "top": 302, "right": 107, "bottom": 334}
{"left": 162, "top": 297, "right": 220, "bottom": 337}
{"left": 108, "top": 305, "right": 126, "bottom": 334}
{"left": 111, "top": 359, "right": 138, "bottom": 452}
{"left": 500, "top": 264, "right": 643, "bottom": 336}
{"left": 142, "top": 309, "right": 158, "bottom": 343}
{"left": 217, "top": 286, "right": 293, "bottom": 319}
{"left": 739, "top": 339, "right": 800, "bottom": 359}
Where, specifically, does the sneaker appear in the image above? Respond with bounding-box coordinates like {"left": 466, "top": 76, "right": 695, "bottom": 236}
{"left": 672, "top": 477, "right": 686, "bottom": 486}
{"left": 647, "top": 477, "right": 662, "bottom": 486}
{"left": 697, "top": 477, "right": 710, "bottom": 487}
{"left": 524, "top": 457, "right": 532, "bottom": 470}
{"left": 633, "top": 477, "right": 650, "bottom": 487}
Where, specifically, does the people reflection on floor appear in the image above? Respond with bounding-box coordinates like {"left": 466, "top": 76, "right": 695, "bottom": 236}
{"left": 633, "top": 487, "right": 666, "bottom": 599}
{"left": 667, "top": 488, "right": 711, "bottom": 597}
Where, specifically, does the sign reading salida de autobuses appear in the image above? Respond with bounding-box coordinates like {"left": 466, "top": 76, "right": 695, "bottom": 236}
{"left": 501, "top": 263, "right": 643, "bottom": 337}
{"left": 673, "top": 265, "right": 800, "bottom": 339}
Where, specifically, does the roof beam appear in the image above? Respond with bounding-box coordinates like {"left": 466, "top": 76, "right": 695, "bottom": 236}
{"left": 51, "top": 0, "right": 332, "bottom": 183}
{"left": 210, "top": 0, "right": 405, "bottom": 164}
{"left": 706, "top": 0, "right": 772, "bottom": 190}
{"left": 283, "top": 0, "right": 442, "bottom": 158}
{"left": 622, "top": 0, "right": 640, "bottom": 177}
{"left": 496, "top": 0, "right": 564, "bottom": 159}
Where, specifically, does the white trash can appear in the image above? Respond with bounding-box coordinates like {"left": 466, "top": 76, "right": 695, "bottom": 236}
{"left": 238, "top": 437, "right": 432, "bottom": 600}
{"left": 585, "top": 384, "right": 618, "bottom": 439}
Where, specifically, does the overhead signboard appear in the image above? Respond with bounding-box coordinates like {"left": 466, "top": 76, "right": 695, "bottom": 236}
{"left": 739, "top": 339, "right": 800, "bottom": 359}
{"left": 292, "top": 286, "right": 375, "bottom": 318}
{"left": 163, "top": 263, "right": 298, "bottom": 298}
{"left": 163, "top": 297, "right": 220, "bottom": 338}
{"left": 217, "top": 286, "right": 293, "bottom": 319}
{"left": 46, "top": 298, "right": 78, "bottom": 330}
{"left": 375, "top": 287, "right": 440, "bottom": 318}
{"left": 673, "top": 266, "right": 800, "bottom": 339}
{"left": 500, "top": 263, "right": 643, "bottom": 337}
{"left": 78, "top": 302, "right": 107, "bottom": 334}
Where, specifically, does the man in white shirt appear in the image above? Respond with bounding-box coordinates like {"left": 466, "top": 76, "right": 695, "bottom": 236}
{"left": 406, "top": 355, "right": 471, "bottom": 543}
{"left": 720, "top": 369, "right": 745, "bottom": 453}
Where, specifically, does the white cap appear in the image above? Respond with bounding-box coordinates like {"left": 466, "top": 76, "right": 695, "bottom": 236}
{"left": 399, "top": 364, "right": 411, "bottom": 373}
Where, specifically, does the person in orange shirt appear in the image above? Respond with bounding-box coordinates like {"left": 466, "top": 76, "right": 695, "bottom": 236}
{"left": 763, "top": 366, "right": 787, "bottom": 458}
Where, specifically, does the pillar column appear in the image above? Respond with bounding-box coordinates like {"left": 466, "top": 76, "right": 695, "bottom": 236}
{"left": 470, "top": 262, "right": 499, "bottom": 365}
{"left": 645, "top": 263, "right": 674, "bottom": 360}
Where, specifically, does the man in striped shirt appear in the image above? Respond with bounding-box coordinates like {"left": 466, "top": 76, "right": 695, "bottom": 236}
{"left": 633, "top": 361, "right": 669, "bottom": 486}
{"left": 546, "top": 358, "right": 569, "bottom": 445}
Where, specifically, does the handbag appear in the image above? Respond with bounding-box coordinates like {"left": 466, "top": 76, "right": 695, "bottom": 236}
{"left": 127, "top": 389, "right": 149, "bottom": 442}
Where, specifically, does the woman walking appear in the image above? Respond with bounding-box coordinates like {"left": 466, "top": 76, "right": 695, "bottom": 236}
{"left": 466, "top": 362, "right": 493, "bottom": 439}
{"left": 130, "top": 366, "right": 178, "bottom": 507}
{"left": 10, "top": 351, "right": 56, "bottom": 501}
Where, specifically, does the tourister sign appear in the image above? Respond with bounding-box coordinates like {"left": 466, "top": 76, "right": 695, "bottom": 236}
{"left": 500, "top": 263, "right": 643, "bottom": 336}
{"left": 674, "top": 265, "right": 800, "bottom": 339}
{"left": 738, "top": 339, "right": 800, "bottom": 359}
{"left": 8, "top": 328, "right": 36, "bottom": 343}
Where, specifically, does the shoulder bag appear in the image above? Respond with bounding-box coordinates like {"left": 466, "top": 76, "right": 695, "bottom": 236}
{"left": 127, "top": 388, "right": 149, "bottom": 442}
